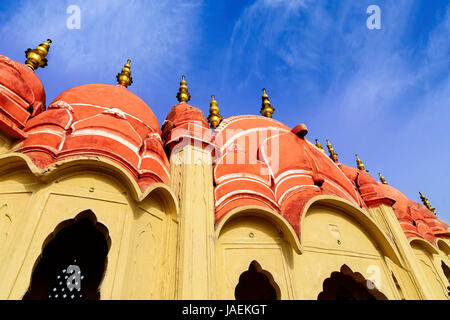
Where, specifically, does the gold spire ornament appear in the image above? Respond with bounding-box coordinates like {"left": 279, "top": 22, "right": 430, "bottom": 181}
{"left": 378, "top": 172, "right": 388, "bottom": 185}
{"left": 207, "top": 95, "right": 223, "bottom": 129}
{"left": 260, "top": 88, "right": 275, "bottom": 118}
{"left": 315, "top": 139, "right": 326, "bottom": 153}
{"left": 355, "top": 154, "right": 365, "bottom": 171}
{"left": 326, "top": 139, "right": 338, "bottom": 162}
{"left": 116, "top": 59, "right": 133, "bottom": 88}
{"left": 25, "top": 39, "right": 52, "bottom": 71}
{"left": 419, "top": 192, "right": 436, "bottom": 214}
{"left": 176, "top": 75, "right": 191, "bottom": 103}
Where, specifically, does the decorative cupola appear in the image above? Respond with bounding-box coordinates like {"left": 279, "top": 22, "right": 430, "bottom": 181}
{"left": 116, "top": 59, "right": 133, "bottom": 88}
{"left": 419, "top": 192, "right": 436, "bottom": 214}
{"left": 378, "top": 172, "right": 388, "bottom": 185}
{"left": 260, "top": 88, "right": 274, "bottom": 118}
{"left": 162, "top": 76, "right": 211, "bottom": 153}
{"left": 16, "top": 78, "right": 169, "bottom": 190}
{"left": 326, "top": 139, "right": 338, "bottom": 162}
{"left": 25, "top": 39, "right": 52, "bottom": 71}
{"left": 176, "top": 75, "right": 191, "bottom": 103}
{"left": 0, "top": 39, "right": 49, "bottom": 141}
{"left": 355, "top": 154, "right": 365, "bottom": 171}
{"left": 207, "top": 95, "right": 223, "bottom": 129}
{"left": 315, "top": 139, "right": 326, "bottom": 153}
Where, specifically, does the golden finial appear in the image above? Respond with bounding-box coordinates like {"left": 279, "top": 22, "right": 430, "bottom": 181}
{"left": 355, "top": 154, "right": 365, "bottom": 171}
{"left": 208, "top": 95, "right": 223, "bottom": 129}
{"left": 419, "top": 192, "right": 436, "bottom": 214}
{"left": 116, "top": 59, "right": 133, "bottom": 88}
{"left": 378, "top": 172, "right": 388, "bottom": 185}
{"left": 176, "top": 75, "right": 191, "bottom": 103}
{"left": 25, "top": 39, "right": 52, "bottom": 71}
{"left": 326, "top": 139, "right": 338, "bottom": 162}
{"left": 260, "top": 88, "right": 275, "bottom": 118}
{"left": 315, "top": 139, "right": 326, "bottom": 153}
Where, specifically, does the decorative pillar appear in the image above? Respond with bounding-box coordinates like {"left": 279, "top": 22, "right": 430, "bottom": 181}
{"left": 170, "top": 143, "right": 216, "bottom": 299}
{"left": 165, "top": 77, "right": 217, "bottom": 299}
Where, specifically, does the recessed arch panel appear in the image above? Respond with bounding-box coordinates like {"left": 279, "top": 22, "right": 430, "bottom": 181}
{"left": 234, "top": 260, "right": 280, "bottom": 300}
{"left": 317, "top": 264, "right": 388, "bottom": 300}
{"left": 23, "top": 210, "right": 110, "bottom": 300}
{"left": 215, "top": 211, "right": 295, "bottom": 299}
{"left": 300, "top": 195, "right": 403, "bottom": 266}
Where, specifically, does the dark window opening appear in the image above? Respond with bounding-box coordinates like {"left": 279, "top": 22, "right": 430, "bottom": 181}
{"left": 443, "top": 262, "right": 450, "bottom": 297}
{"left": 235, "top": 261, "right": 279, "bottom": 300}
{"left": 23, "top": 211, "right": 109, "bottom": 300}
{"left": 442, "top": 261, "right": 450, "bottom": 285}
{"left": 318, "top": 265, "right": 387, "bottom": 300}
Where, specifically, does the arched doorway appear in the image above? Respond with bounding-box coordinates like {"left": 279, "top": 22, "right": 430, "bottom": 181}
{"left": 235, "top": 261, "right": 280, "bottom": 300}
{"left": 23, "top": 211, "right": 110, "bottom": 300}
{"left": 317, "top": 265, "right": 388, "bottom": 300}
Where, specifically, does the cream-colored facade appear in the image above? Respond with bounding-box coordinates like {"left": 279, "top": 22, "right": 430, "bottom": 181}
{"left": 0, "top": 140, "right": 449, "bottom": 300}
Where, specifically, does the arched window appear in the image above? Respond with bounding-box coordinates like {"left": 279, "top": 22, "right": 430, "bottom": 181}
{"left": 441, "top": 261, "right": 450, "bottom": 284}
{"left": 234, "top": 261, "right": 279, "bottom": 300}
{"left": 318, "top": 265, "right": 388, "bottom": 300}
{"left": 23, "top": 211, "right": 110, "bottom": 300}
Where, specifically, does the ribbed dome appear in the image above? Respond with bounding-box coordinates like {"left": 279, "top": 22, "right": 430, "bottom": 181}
{"left": 52, "top": 84, "right": 160, "bottom": 133}
{"left": 162, "top": 102, "right": 211, "bottom": 149}
{"left": 0, "top": 55, "right": 46, "bottom": 138}
{"left": 16, "top": 83, "right": 169, "bottom": 190}
{"left": 211, "top": 115, "right": 364, "bottom": 231}
{"left": 12, "top": 61, "right": 46, "bottom": 113}
{"left": 355, "top": 169, "right": 448, "bottom": 243}
{"left": 165, "top": 102, "right": 209, "bottom": 127}
{"left": 0, "top": 55, "right": 45, "bottom": 109}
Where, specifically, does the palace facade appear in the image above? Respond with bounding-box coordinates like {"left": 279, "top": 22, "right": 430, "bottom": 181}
{"left": 0, "top": 40, "right": 449, "bottom": 300}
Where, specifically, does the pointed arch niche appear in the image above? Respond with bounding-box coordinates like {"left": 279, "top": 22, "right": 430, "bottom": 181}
{"left": 23, "top": 210, "right": 110, "bottom": 300}
{"left": 235, "top": 261, "right": 280, "bottom": 300}
{"left": 215, "top": 206, "right": 296, "bottom": 300}
{"left": 317, "top": 265, "right": 388, "bottom": 300}
{"left": 0, "top": 158, "right": 179, "bottom": 300}
{"left": 296, "top": 196, "right": 408, "bottom": 299}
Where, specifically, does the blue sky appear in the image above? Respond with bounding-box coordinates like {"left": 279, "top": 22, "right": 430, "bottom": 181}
{"left": 0, "top": 0, "right": 449, "bottom": 221}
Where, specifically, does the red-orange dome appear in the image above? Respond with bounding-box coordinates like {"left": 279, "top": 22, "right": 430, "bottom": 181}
{"left": 15, "top": 83, "right": 169, "bottom": 191}
{"left": 52, "top": 84, "right": 160, "bottom": 134}
{"left": 162, "top": 102, "right": 212, "bottom": 151}
{"left": 211, "top": 115, "right": 365, "bottom": 235}
{"left": 0, "top": 55, "right": 46, "bottom": 138}
{"left": 356, "top": 170, "right": 449, "bottom": 243}
{"left": 12, "top": 61, "right": 46, "bottom": 114}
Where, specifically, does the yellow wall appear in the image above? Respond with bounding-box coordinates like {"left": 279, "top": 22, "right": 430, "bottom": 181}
{"left": 0, "top": 133, "right": 12, "bottom": 155}
{"left": 216, "top": 215, "right": 293, "bottom": 299}
{"left": 0, "top": 159, "right": 178, "bottom": 300}
{"left": 411, "top": 240, "right": 449, "bottom": 300}
{"left": 213, "top": 200, "right": 427, "bottom": 300}
{"left": 170, "top": 144, "right": 216, "bottom": 299}
{"left": 0, "top": 149, "right": 448, "bottom": 300}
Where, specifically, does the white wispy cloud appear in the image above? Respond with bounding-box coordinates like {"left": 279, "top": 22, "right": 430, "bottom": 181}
{"left": 222, "top": 0, "right": 448, "bottom": 133}
{"left": 222, "top": 0, "right": 311, "bottom": 86}
{"left": 0, "top": 0, "right": 203, "bottom": 85}
{"left": 221, "top": 0, "right": 450, "bottom": 218}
